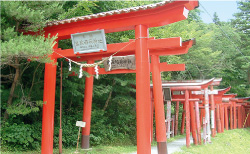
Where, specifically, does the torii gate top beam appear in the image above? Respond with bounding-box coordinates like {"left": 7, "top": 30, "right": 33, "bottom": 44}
{"left": 160, "top": 78, "right": 214, "bottom": 90}
{"left": 42, "top": 0, "right": 198, "bottom": 40}
{"left": 230, "top": 97, "right": 250, "bottom": 103}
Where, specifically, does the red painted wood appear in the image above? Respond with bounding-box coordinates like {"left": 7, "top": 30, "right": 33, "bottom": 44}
{"left": 159, "top": 63, "right": 185, "bottom": 72}
{"left": 190, "top": 101, "right": 198, "bottom": 145}
{"left": 220, "top": 104, "right": 225, "bottom": 132}
{"left": 185, "top": 90, "right": 191, "bottom": 148}
{"left": 225, "top": 106, "right": 229, "bottom": 130}
{"left": 54, "top": 38, "right": 193, "bottom": 61}
{"left": 195, "top": 101, "right": 202, "bottom": 145}
{"left": 200, "top": 108, "right": 205, "bottom": 129}
{"left": 151, "top": 55, "right": 167, "bottom": 144}
{"left": 203, "top": 117, "right": 206, "bottom": 144}
{"left": 175, "top": 101, "right": 180, "bottom": 136}
{"left": 181, "top": 103, "right": 185, "bottom": 135}
{"left": 135, "top": 25, "right": 151, "bottom": 154}
{"left": 41, "top": 56, "right": 57, "bottom": 154}
{"left": 150, "top": 90, "right": 154, "bottom": 143}
{"left": 81, "top": 60, "right": 94, "bottom": 149}
{"left": 216, "top": 104, "right": 221, "bottom": 133}
{"left": 42, "top": 1, "right": 198, "bottom": 40}
{"left": 230, "top": 103, "right": 233, "bottom": 129}
{"left": 233, "top": 102, "right": 237, "bottom": 129}
{"left": 238, "top": 105, "right": 241, "bottom": 128}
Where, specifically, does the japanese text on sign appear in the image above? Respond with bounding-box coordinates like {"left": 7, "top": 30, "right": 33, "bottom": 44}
{"left": 103, "top": 55, "right": 136, "bottom": 71}
{"left": 71, "top": 29, "right": 107, "bottom": 54}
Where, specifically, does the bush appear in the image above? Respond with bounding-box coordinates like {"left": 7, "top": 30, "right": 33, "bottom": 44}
{"left": 1, "top": 122, "right": 41, "bottom": 151}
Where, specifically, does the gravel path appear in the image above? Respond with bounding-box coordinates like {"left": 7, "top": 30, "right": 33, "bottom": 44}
{"left": 130, "top": 137, "right": 193, "bottom": 154}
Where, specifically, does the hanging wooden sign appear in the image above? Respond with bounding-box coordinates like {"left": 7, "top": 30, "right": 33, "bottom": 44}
{"left": 103, "top": 55, "right": 136, "bottom": 71}
{"left": 163, "top": 88, "right": 172, "bottom": 101}
{"left": 71, "top": 29, "right": 107, "bottom": 54}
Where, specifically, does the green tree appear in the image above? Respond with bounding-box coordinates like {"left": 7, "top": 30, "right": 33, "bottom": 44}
{"left": 1, "top": 1, "right": 64, "bottom": 121}
{"left": 213, "top": 12, "right": 221, "bottom": 25}
{"left": 232, "top": 0, "right": 250, "bottom": 85}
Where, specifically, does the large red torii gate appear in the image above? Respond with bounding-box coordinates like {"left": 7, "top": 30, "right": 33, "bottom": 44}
{"left": 27, "top": 1, "right": 199, "bottom": 154}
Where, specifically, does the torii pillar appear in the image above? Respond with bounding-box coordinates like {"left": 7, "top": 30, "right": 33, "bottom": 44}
{"left": 151, "top": 55, "right": 167, "bottom": 154}
{"left": 135, "top": 25, "right": 151, "bottom": 154}
{"left": 81, "top": 60, "right": 94, "bottom": 149}
{"left": 41, "top": 50, "right": 58, "bottom": 154}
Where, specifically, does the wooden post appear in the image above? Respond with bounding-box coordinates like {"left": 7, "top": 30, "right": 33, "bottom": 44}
{"left": 41, "top": 57, "right": 57, "bottom": 154}
{"left": 233, "top": 102, "right": 237, "bottom": 129}
{"left": 150, "top": 91, "right": 154, "bottom": 142}
{"left": 190, "top": 101, "right": 198, "bottom": 145}
{"left": 185, "top": 90, "right": 191, "bottom": 148}
{"left": 166, "top": 100, "right": 171, "bottom": 139}
{"left": 59, "top": 62, "right": 63, "bottom": 154}
{"left": 175, "top": 101, "right": 180, "bottom": 136}
{"left": 242, "top": 106, "right": 246, "bottom": 128}
{"left": 204, "top": 88, "right": 211, "bottom": 142}
{"left": 220, "top": 104, "right": 224, "bottom": 133}
{"left": 181, "top": 102, "right": 185, "bottom": 135}
{"left": 81, "top": 60, "right": 94, "bottom": 149}
{"left": 238, "top": 105, "right": 241, "bottom": 129}
{"left": 230, "top": 102, "right": 233, "bottom": 129}
{"left": 216, "top": 104, "right": 221, "bottom": 133}
{"left": 171, "top": 115, "right": 175, "bottom": 138}
{"left": 195, "top": 101, "right": 201, "bottom": 145}
{"left": 135, "top": 25, "right": 151, "bottom": 154}
{"left": 203, "top": 117, "right": 206, "bottom": 145}
{"left": 210, "top": 86, "right": 216, "bottom": 137}
{"left": 200, "top": 108, "right": 205, "bottom": 129}
{"left": 151, "top": 55, "right": 168, "bottom": 154}
{"left": 224, "top": 105, "right": 229, "bottom": 130}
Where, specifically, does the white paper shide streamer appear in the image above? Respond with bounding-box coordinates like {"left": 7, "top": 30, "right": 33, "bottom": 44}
{"left": 69, "top": 59, "right": 72, "bottom": 71}
{"left": 79, "top": 64, "right": 83, "bottom": 78}
{"left": 95, "top": 65, "right": 99, "bottom": 79}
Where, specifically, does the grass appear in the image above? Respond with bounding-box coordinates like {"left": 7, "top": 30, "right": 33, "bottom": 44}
{"left": 174, "top": 128, "right": 250, "bottom": 154}
{"left": 3, "top": 129, "right": 250, "bottom": 154}
{"left": 1, "top": 134, "right": 185, "bottom": 154}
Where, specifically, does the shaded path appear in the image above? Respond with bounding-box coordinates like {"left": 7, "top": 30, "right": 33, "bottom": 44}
{"left": 130, "top": 137, "right": 193, "bottom": 154}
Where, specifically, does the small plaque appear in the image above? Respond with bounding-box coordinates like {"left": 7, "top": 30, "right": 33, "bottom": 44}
{"left": 71, "top": 29, "right": 107, "bottom": 54}
{"left": 103, "top": 55, "right": 136, "bottom": 71}
{"left": 76, "top": 121, "right": 86, "bottom": 127}
{"left": 163, "top": 88, "right": 171, "bottom": 101}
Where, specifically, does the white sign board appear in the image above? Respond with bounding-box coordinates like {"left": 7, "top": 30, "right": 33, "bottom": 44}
{"left": 76, "top": 121, "right": 86, "bottom": 127}
{"left": 71, "top": 29, "right": 107, "bottom": 54}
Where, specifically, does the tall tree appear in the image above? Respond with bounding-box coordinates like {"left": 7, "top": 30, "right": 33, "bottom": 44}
{"left": 1, "top": 1, "right": 64, "bottom": 121}
{"left": 232, "top": 0, "right": 250, "bottom": 89}
{"left": 213, "top": 12, "right": 221, "bottom": 25}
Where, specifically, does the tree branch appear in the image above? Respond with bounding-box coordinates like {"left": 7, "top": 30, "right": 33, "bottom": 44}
{"left": 28, "top": 63, "right": 41, "bottom": 98}
{"left": 103, "top": 80, "right": 116, "bottom": 111}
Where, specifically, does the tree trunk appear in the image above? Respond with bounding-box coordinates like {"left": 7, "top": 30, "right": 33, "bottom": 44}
{"left": 3, "top": 58, "right": 20, "bottom": 122}
{"left": 103, "top": 80, "right": 116, "bottom": 111}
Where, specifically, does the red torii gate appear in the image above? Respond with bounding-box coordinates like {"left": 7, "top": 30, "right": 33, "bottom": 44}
{"left": 161, "top": 78, "right": 214, "bottom": 147}
{"left": 222, "top": 93, "right": 237, "bottom": 130}
{"left": 26, "top": 1, "right": 199, "bottom": 154}
{"left": 229, "top": 97, "right": 250, "bottom": 129}
{"left": 213, "top": 87, "right": 231, "bottom": 133}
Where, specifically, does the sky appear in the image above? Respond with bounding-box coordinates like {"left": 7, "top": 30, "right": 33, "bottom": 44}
{"left": 199, "top": 0, "right": 239, "bottom": 23}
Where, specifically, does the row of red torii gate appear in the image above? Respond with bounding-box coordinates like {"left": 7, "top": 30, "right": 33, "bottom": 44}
{"left": 25, "top": 1, "right": 250, "bottom": 154}
{"left": 153, "top": 78, "right": 250, "bottom": 148}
